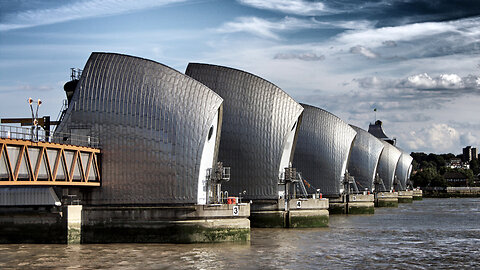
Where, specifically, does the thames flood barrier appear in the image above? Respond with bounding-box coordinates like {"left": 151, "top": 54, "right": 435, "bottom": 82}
{"left": 329, "top": 194, "right": 375, "bottom": 214}
{"left": 250, "top": 198, "right": 329, "bottom": 228}
{"left": 375, "top": 191, "right": 399, "bottom": 207}
{"left": 1, "top": 52, "right": 419, "bottom": 244}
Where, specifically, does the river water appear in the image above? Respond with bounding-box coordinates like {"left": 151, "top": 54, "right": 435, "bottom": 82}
{"left": 1, "top": 198, "right": 479, "bottom": 269}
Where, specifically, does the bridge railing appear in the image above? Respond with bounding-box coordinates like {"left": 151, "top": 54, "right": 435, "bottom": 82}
{"left": 0, "top": 124, "right": 99, "bottom": 148}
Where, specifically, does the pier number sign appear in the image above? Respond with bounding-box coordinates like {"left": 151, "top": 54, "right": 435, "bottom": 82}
{"left": 296, "top": 200, "right": 302, "bottom": 208}
{"left": 233, "top": 206, "right": 239, "bottom": 216}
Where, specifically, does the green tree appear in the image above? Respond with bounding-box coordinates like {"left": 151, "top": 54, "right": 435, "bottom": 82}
{"left": 470, "top": 159, "right": 479, "bottom": 175}
{"left": 411, "top": 167, "right": 444, "bottom": 187}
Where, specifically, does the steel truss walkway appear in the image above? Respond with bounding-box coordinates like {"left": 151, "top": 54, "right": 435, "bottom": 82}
{"left": 0, "top": 138, "right": 100, "bottom": 187}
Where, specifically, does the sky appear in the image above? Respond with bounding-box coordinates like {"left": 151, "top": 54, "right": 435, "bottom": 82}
{"left": 1, "top": 0, "right": 480, "bottom": 155}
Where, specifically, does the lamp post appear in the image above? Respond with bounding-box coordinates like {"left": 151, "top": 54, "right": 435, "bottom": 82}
{"left": 28, "top": 98, "right": 42, "bottom": 141}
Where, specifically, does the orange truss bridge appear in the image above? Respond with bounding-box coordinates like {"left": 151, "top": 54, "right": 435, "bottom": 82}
{"left": 0, "top": 137, "right": 100, "bottom": 187}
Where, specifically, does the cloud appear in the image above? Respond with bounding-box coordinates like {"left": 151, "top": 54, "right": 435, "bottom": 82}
{"left": 382, "top": 40, "right": 397, "bottom": 47}
{"left": 349, "top": 45, "right": 379, "bottom": 59}
{"left": 0, "top": 0, "right": 186, "bottom": 31}
{"left": 237, "top": 0, "right": 327, "bottom": 16}
{"left": 406, "top": 123, "right": 460, "bottom": 152}
{"left": 0, "top": 84, "right": 55, "bottom": 93}
{"left": 338, "top": 21, "right": 458, "bottom": 48}
{"left": 334, "top": 16, "right": 480, "bottom": 61}
{"left": 460, "top": 131, "right": 480, "bottom": 146}
{"left": 357, "top": 73, "right": 480, "bottom": 91}
{"left": 215, "top": 16, "right": 376, "bottom": 40}
{"left": 366, "top": 0, "right": 480, "bottom": 26}
{"left": 216, "top": 16, "right": 320, "bottom": 39}
{"left": 274, "top": 52, "right": 324, "bottom": 61}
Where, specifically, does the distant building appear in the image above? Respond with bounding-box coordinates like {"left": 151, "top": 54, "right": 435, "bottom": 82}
{"left": 447, "top": 158, "right": 470, "bottom": 169}
{"left": 463, "top": 146, "right": 478, "bottom": 162}
{"left": 368, "top": 120, "right": 396, "bottom": 145}
{"left": 443, "top": 171, "right": 469, "bottom": 187}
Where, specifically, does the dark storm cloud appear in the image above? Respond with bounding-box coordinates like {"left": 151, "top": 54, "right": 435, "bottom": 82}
{"left": 322, "top": 0, "right": 480, "bottom": 27}
{"left": 239, "top": 0, "right": 480, "bottom": 28}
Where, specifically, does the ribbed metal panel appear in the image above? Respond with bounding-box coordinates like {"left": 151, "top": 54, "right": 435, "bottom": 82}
{"left": 0, "top": 187, "right": 60, "bottom": 206}
{"left": 407, "top": 164, "right": 413, "bottom": 184}
{"left": 186, "top": 63, "right": 303, "bottom": 200}
{"left": 292, "top": 104, "right": 357, "bottom": 197}
{"left": 377, "top": 141, "right": 402, "bottom": 191}
{"left": 348, "top": 125, "right": 385, "bottom": 192}
{"left": 55, "top": 53, "right": 223, "bottom": 205}
{"left": 395, "top": 150, "right": 413, "bottom": 191}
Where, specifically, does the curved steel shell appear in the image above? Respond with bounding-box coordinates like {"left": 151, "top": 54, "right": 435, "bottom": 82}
{"left": 377, "top": 141, "right": 402, "bottom": 191}
{"left": 55, "top": 53, "right": 223, "bottom": 205}
{"left": 395, "top": 151, "right": 413, "bottom": 190}
{"left": 348, "top": 125, "right": 385, "bottom": 192}
{"left": 186, "top": 63, "right": 303, "bottom": 200}
{"left": 292, "top": 104, "right": 357, "bottom": 197}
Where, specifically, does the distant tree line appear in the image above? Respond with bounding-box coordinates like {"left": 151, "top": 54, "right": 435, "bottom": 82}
{"left": 410, "top": 152, "right": 479, "bottom": 188}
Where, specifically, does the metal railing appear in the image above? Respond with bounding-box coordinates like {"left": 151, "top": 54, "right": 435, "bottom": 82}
{"left": 0, "top": 124, "right": 99, "bottom": 148}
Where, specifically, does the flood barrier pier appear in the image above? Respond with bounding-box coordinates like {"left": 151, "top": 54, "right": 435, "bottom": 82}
{"left": 374, "top": 191, "right": 399, "bottom": 207}
{"left": 250, "top": 198, "right": 329, "bottom": 228}
{"left": 329, "top": 193, "right": 375, "bottom": 214}
{"left": 398, "top": 190, "right": 414, "bottom": 203}
{"left": 413, "top": 189, "right": 423, "bottom": 200}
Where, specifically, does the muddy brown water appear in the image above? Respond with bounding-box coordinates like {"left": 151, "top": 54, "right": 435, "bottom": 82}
{"left": 1, "top": 198, "right": 479, "bottom": 269}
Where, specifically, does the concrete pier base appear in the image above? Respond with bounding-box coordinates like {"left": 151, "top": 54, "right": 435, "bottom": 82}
{"left": 348, "top": 194, "right": 375, "bottom": 214}
{"left": 66, "top": 205, "right": 82, "bottom": 244}
{"left": 329, "top": 194, "right": 375, "bottom": 214}
{"left": 0, "top": 207, "right": 66, "bottom": 243}
{"left": 82, "top": 204, "right": 250, "bottom": 243}
{"left": 250, "top": 198, "right": 329, "bottom": 228}
{"left": 398, "top": 190, "right": 414, "bottom": 203}
{"left": 375, "top": 192, "right": 398, "bottom": 207}
{"left": 1, "top": 204, "right": 250, "bottom": 244}
{"left": 413, "top": 189, "right": 423, "bottom": 200}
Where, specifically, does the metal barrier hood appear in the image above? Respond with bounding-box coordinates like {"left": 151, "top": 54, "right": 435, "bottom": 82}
{"left": 395, "top": 150, "right": 413, "bottom": 191}
{"left": 377, "top": 140, "right": 402, "bottom": 191}
{"left": 292, "top": 104, "right": 357, "bottom": 197}
{"left": 186, "top": 63, "right": 303, "bottom": 200}
{"left": 55, "top": 53, "right": 223, "bottom": 205}
{"left": 348, "top": 125, "right": 385, "bottom": 192}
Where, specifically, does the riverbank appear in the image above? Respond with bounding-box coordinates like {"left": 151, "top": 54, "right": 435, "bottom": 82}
{"left": 423, "top": 187, "right": 480, "bottom": 198}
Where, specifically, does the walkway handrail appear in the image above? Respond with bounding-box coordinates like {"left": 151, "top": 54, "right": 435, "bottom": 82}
{"left": 0, "top": 124, "right": 99, "bottom": 148}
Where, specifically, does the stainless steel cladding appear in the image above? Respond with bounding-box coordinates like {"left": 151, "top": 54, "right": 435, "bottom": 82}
{"left": 348, "top": 125, "right": 385, "bottom": 192}
{"left": 55, "top": 53, "right": 223, "bottom": 205}
{"left": 292, "top": 104, "right": 357, "bottom": 197}
{"left": 186, "top": 63, "right": 303, "bottom": 200}
{"left": 395, "top": 151, "right": 413, "bottom": 190}
{"left": 377, "top": 141, "right": 402, "bottom": 191}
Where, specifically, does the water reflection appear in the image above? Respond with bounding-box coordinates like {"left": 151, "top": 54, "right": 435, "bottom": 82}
{"left": 0, "top": 198, "right": 479, "bottom": 269}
